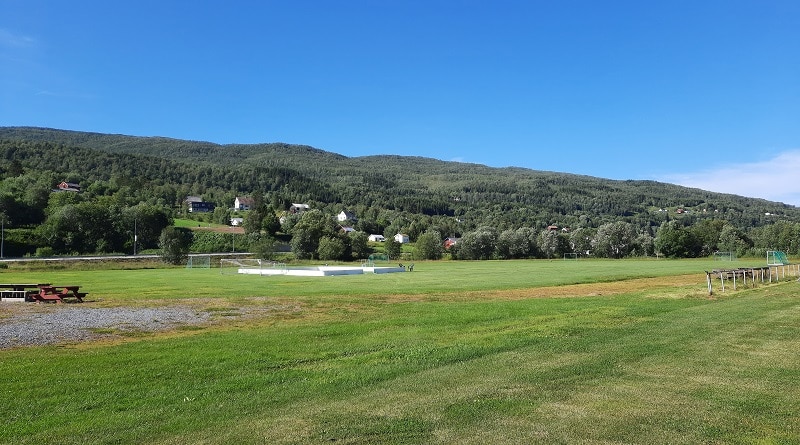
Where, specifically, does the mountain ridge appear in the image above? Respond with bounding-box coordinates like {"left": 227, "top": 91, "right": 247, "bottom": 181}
{"left": 1, "top": 126, "right": 797, "bottom": 234}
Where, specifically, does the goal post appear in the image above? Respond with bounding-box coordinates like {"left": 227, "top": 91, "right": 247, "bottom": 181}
{"left": 563, "top": 252, "right": 579, "bottom": 261}
{"left": 767, "top": 251, "right": 789, "bottom": 265}
{"left": 368, "top": 253, "right": 390, "bottom": 263}
{"left": 219, "top": 258, "right": 262, "bottom": 274}
{"left": 713, "top": 251, "right": 735, "bottom": 261}
{"left": 186, "top": 255, "right": 211, "bottom": 269}
{"left": 219, "top": 258, "right": 287, "bottom": 275}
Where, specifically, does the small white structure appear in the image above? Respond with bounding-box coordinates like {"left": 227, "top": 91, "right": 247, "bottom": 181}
{"left": 230, "top": 217, "right": 244, "bottom": 226}
{"left": 337, "top": 210, "right": 357, "bottom": 222}
{"left": 234, "top": 196, "right": 254, "bottom": 211}
{"left": 238, "top": 265, "right": 406, "bottom": 276}
{"left": 290, "top": 203, "right": 310, "bottom": 214}
{"left": 394, "top": 233, "right": 410, "bottom": 244}
{"left": 368, "top": 234, "right": 386, "bottom": 242}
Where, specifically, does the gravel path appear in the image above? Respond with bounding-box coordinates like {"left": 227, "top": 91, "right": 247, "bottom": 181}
{"left": 0, "top": 304, "right": 216, "bottom": 349}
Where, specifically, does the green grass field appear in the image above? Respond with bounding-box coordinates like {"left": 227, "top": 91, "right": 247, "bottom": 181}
{"left": 1, "top": 259, "right": 799, "bottom": 444}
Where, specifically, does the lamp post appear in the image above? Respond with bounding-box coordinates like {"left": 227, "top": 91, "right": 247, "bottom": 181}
{"left": 133, "top": 219, "right": 137, "bottom": 256}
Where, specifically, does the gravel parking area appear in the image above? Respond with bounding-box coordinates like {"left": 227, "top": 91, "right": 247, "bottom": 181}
{"left": 0, "top": 303, "right": 275, "bottom": 349}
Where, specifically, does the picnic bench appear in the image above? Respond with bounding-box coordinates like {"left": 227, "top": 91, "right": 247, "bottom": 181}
{"left": 0, "top": 283, "right": 51, "bottom": 301}
{"left": 30, "top": 285, "right": 87, "bottom": 303}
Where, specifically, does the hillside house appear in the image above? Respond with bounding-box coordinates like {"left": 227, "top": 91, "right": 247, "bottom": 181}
{"left": 234, "top": 196, "right": 254, "bottom": 211}
{"left": 368, "top": 234, "right": 386, "bottom": 242}
{"left": 55, "top": 181, "right": 81, "bottom": 192}
{"left": 289, "top": 203, "right": 310, "bottom": 214}
{"left": 444, "top": 237, "right": 460, "bottom": 249}
{"left": 186, "top": 196, "right": 215, "bottom": 213}
{"left": 337, "top": 210, "right": 357, "bottom": 222}
{"left": 394, "top": 233, "right": 410, "bottom": 244}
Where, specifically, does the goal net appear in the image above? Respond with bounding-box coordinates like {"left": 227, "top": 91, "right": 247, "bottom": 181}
{"left": 219, "top": 258, "right": 286, "bottom": 275}
{"left": 186, "top": 255, "right": 211, "bottom": 269}
{"left": 767, "top": 251, "right": 789, "bottom": 265}
{"left": 713, "top": 251, "right": 735, "bottom": 261}
{"left": 563, "top": 253, "right": 579, "bottom": 261}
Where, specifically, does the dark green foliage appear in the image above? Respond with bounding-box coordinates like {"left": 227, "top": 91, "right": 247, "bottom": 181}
{"left": 348, "top": 231, "right": 371, "bottom": 260}
{"left": 2, "top": 127, "right": 800, "bottom": 259}
{"left": 251, "top": 233, "right": 277, "bottom": 260}
{"left": 384, "top": 238, "right": 402, "bottom": 260}
{"left": 655, "top": 221, "right": 702, "bottom": 258}
{"left": 414, "top": 230, "right": 444, "bottom": 260}
{"left": 317, "top": 236, "right": 346, "bottom": 261}
{"left": 159, "top": 227, "right": 193, "bottom": 264}
{"left": 457, "top": 227, "right": 498, "bottom": 260}
{"left": 290, "top": 209, "right": 339, "bottom": 260}
{"left": 190, "top": 231, "right": 238, "bottom": 253}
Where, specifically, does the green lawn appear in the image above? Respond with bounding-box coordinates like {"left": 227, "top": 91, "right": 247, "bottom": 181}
{"left": 1, "top": 259, "right": 798, "bottom": 444}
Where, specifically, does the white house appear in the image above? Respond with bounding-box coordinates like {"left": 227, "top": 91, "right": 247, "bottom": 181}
{"left": 234, "top": 196, "right": 254, "bottom": 211}
{"left": 337, "top": 210, "right": 357, "bottom": 222}
{"left": 394, "top": 233, "right": 410, "bottom": 244}
{"left": 368, "top": 234, "right": 386, "bottom": 242}
{"left": 230, "top": 217, "right": 244, "bottom": 226}
{"left": 290, "top": 203, "right": 310, "bottom": 214}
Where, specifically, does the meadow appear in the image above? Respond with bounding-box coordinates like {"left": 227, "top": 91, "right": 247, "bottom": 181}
{"left": 1, "top": 258, "right": 798, "bottom": 444}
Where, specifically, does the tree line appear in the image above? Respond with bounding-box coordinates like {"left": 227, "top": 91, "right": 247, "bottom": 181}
{"left": 1, "top": 127, "right": 799, "bottom": 261}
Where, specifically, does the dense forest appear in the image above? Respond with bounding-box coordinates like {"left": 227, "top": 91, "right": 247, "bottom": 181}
{"left": 1, "top": 126, "right": 799, "bottom": 260}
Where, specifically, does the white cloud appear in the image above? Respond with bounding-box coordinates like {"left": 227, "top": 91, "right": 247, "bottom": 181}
{"left": 658, "top": 149, "right": 800, "bottom": 207}
{"left": 0, "top": 28, "right": 36, "bottom": 48}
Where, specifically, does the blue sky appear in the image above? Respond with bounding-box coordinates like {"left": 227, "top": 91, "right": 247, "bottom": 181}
{"left": 2, "top": 1, "right": 799, "bottom": 205}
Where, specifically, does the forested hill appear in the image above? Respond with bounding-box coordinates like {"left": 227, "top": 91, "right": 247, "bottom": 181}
{"left": 2, "top": 126, "right": 798, "bottom": 233}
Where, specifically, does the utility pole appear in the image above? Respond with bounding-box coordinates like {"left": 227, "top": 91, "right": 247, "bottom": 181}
{"left": 0, "top": 212, "right": 8, "bottom": 259}
{"left": 133, "top": 219, "right": 137, "bottom": 255}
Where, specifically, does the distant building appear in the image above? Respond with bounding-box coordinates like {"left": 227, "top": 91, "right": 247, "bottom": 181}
{"left": 337, "top": 210, "right": 357, "bottom": 222}
{"left": 444, "top": 237, "right": 460, "bottom": 249}
{"left": 368, "top": 234, "right": 386, "bottom": 242}
{"left": 289, "top": 203, "right": 310, "bottom": 214}
{"left": 186, "top": 196, "right": 215, "bottom": 213}
{"left": 234, "top": 196, "right": 254, "bottom": 211}
{"left": 394, "top": 233, "right": 410, "bottom": 244}
{"left": 55, "top": 181, "right": 81, "bottom": 192}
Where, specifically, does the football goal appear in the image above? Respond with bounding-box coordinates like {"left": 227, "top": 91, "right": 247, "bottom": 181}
{"left": 713, "top": 251, "right": 735, "bottom": 261}
{"left": 563, "top": 252, "right": 579, "bottom": 261}
{"left": 186, "top": 255, "right": 211, "bottom": 269}
{"left": 767, "top": 250, "right": 789, "bottom": 266}
{"left": 219, "top": 258, "right": 287, "bottom": 275}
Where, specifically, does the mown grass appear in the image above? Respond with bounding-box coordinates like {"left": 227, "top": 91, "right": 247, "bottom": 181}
{"left": 1, "top": 259, "right": 798, "bottom": 444}
{"left": 0, "top": 257, "right": 769, "bottom": 302}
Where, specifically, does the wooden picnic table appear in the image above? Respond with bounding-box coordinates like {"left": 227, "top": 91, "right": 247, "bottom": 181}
{"left": 30, "top": 285, "right": 87, "bottom": 303}
{"left": 0, "top": 283, "right": 51, "bottom": 301}
{"left": 0, "top": 283, "right": 51, "bottom": 291}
